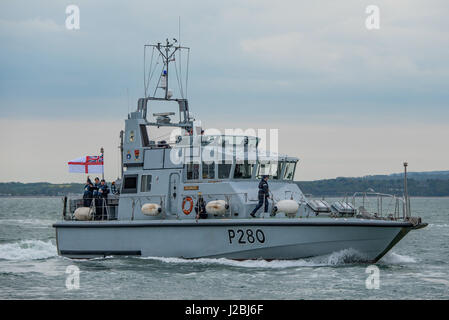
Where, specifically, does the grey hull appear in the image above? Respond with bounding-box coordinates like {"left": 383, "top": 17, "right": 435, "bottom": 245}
{"left": 54, "top": 218, "right": 417, "bottom": 262}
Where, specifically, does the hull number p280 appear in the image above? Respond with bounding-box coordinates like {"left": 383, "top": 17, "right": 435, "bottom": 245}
{"left": 228, "top": 229, "right": 265, "bottom": 244}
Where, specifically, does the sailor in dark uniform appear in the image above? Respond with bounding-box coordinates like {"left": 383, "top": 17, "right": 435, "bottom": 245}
{"left": 111, "top": 181, "right": 118, "bottom": 194}
{"left": 97, "top": 179, "right": 110, "bottom": 220}
{"left": 250, "top": 175, "right": 270, "bottom": 218}
{"left": 92, "top": 177, "right": 101, "bottom": 218}
{"left": 195, "top": 193, "right": 208, "bottom": 220}
{"left": 83, "top": 177, "right": 94, "bottom": 207}
{"left": 92, "top": 177, "right": 100, "bottom": 198}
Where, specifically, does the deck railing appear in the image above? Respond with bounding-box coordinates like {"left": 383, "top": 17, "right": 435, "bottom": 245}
{"left": 63, "top": 196, "right": 119, "bottom": 221}
{"left": 349, "top": 192, "right": 408, "bottom": 220}
{"left": 63, "top": 191, "right": 409, "bottom": 222}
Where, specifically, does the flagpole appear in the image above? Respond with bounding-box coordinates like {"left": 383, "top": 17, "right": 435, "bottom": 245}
{"left": 100, "top": 147, "right": 104, "bottom": 180}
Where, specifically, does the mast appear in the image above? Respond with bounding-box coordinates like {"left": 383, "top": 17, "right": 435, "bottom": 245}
{"left": 164, "top": 40, "right": 169, "bottom": 100}
{"left": 403, "top": 162, "right": 410, "bottom": 217}
{"left": 119, "top": 130, "right": 124, "bottom": 178}
{"left": 140, "top": 39, "right": 192, "bottom": 131}
{"left": 100, "top": 147, "right": 104, "bottom": 180}
{"left": 143, "top": 38, "right": 189, "bottom": 100}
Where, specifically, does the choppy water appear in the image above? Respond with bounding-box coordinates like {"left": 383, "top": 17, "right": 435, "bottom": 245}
{"left": 0, "top": 197, "right": 448, "bottom": 299}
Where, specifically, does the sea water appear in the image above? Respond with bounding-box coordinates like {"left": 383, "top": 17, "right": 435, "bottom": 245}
{"left": 0, "top": 197, "right": 448, "bottom": 299}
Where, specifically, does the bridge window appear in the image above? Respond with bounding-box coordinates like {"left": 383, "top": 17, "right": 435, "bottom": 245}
{"left": 186, "top": 163, "right": 199, "bottom": 180}
{"left": 234, "top": 161, "right": 254, "bottom": 179}
{"left": 218, "top": 163, "right": 232, "bottom": 179}
{"left": 283, "top": 162, "right": 296, "bottom": 180}
{"left": 140, "top": 124, "right": 150, "bottom": 147}
{"left": 202, "top": 161, "right": 215, "bottom": 179}
{"left": 257, "top": 162, "right": 281, "bottom": 180}
{"left": 122, "top": 174, "right": 138, "bottom": 193}
{"left": 141, "top": 175, "right": 152, "bottom": 192}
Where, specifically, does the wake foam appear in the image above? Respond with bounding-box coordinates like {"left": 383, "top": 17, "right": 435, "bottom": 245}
{"left": 140, "top": 248, "right": 368, "bottom": 268}
{"left": 0, "top": 240, "right": 57, "bottom": 261}
{"left": 428, "top": 223, "right": 449, "bottom": 228}
{"left": 0, "top": 219, "right": 54, "bottom": 227}
{"left": 379, "top": 252, "right": 416, "bottom": 264}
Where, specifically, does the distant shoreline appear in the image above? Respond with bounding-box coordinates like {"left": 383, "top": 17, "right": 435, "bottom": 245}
{"left": 1, "top": 172, "right": 449, "bottom": 197}
{"left": 0, "top": 195, "right": 63, "bottom": 198}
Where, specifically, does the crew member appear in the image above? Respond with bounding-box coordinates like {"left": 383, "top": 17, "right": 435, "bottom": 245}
{"left": 195, "top": 193, "right": 207, "bottom": 220}
{"left": 92, "top": 177, "right": 101, "bottom": 198}
{"left": 250, "top": 175, "right": 270, "bottom": 218}
{"left": 97, "top": 179, "right": 110, "bottom": 220}
{"left": 83, "top": 177, "right": 94, "bottom": 207}
{"left": 111, "top": 181, "right": 118, "bottom": 195}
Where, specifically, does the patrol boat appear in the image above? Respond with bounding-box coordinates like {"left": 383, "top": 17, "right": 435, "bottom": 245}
{"left": 53, "top": 40, "right": 427, "bottom": 262}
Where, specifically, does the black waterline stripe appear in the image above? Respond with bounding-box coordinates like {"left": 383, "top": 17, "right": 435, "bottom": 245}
{"left": 53, "top": 221, "right": 413, "bottom": 228}
{"left": 60, "top": 250, "right": 141, "bottom": 256}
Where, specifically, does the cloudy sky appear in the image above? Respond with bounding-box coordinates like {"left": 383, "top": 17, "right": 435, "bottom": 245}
{"left": 0, "top": 0, "right": 448, "bottom": 183}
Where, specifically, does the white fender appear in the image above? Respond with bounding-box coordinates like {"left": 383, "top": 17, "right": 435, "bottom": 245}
{"left": 206, "top": 200, "right": 229, "bottom": 215}
{"left": 273, "top": 200, "right": 299, "bottom": 216}
{"left": 141, "top": 203, "right": 162, "bottom": 216}
{"left": 74, "top": 207, "right": 93, "bottom": 221}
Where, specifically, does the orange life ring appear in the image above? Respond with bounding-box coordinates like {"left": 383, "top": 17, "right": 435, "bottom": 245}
{"left": 182, "top": 196, "right": 194, "bottom": 215}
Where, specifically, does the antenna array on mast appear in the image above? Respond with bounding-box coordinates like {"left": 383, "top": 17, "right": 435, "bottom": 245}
{"left": 143, "top": 39, "right": 190, "bottom": 100}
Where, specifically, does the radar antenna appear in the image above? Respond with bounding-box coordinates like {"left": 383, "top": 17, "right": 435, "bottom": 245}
{"left": 139, "top": 39, "right": 193, "bottom": 133}
{"left": 143, "top": 39, "right": 190, "bottom": 100}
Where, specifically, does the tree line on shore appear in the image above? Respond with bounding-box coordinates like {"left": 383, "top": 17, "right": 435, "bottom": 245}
{"left": 1, "top": 177, "right": 448, "bottom": 197}
{"left": 296, "top": 177, "right": 449, "bottom": 197}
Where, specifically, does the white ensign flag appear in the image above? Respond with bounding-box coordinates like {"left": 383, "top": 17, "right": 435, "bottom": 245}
{"left": 67, "top": 155, "right": 104, "bottom": 174}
